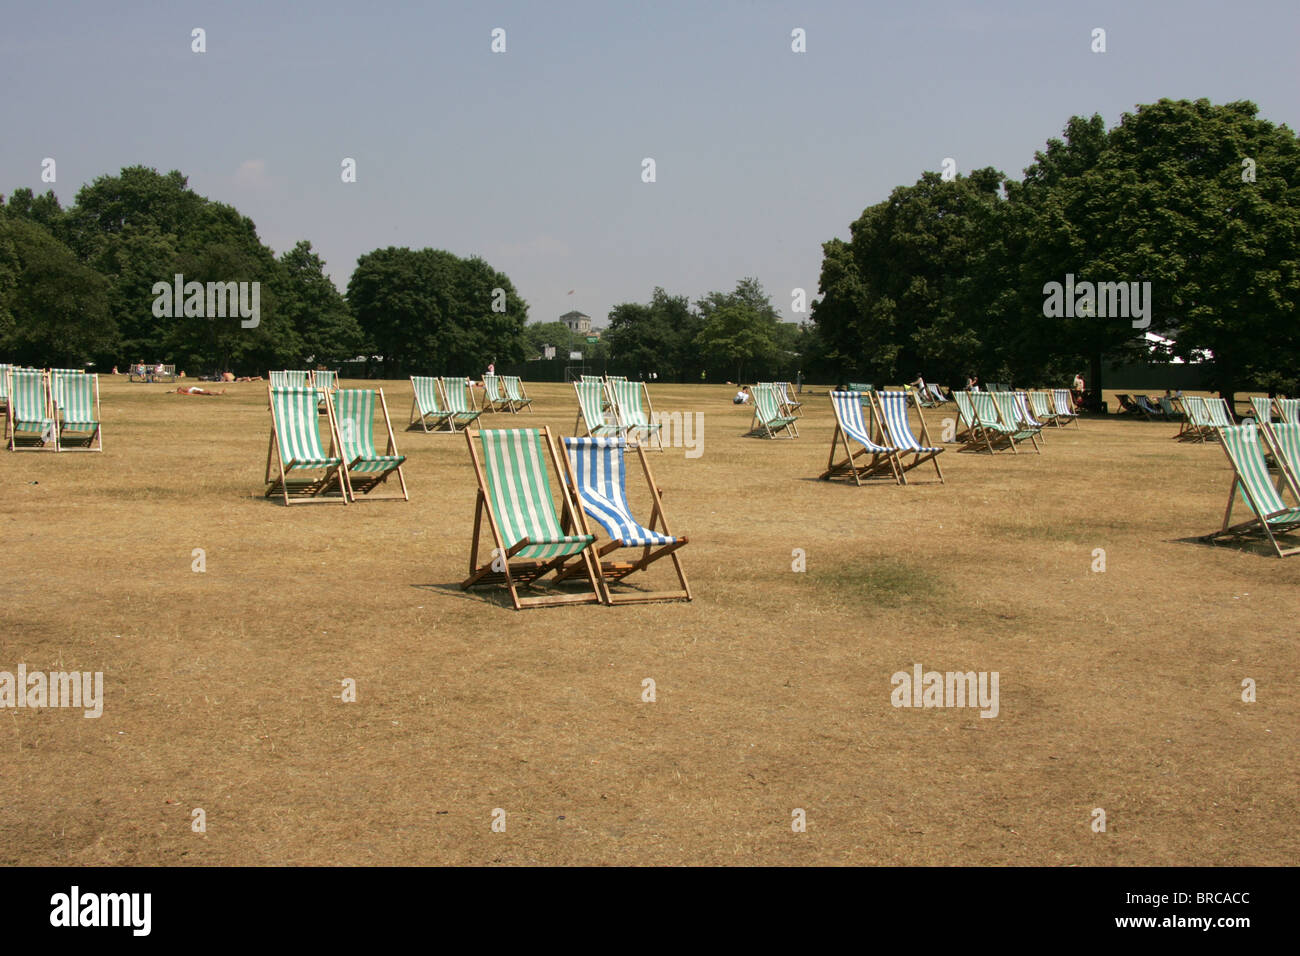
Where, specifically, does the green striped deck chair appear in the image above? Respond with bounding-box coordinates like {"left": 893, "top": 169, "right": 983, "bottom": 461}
{"left": 1014, "top": 391, "right": 1048, "bottom": 440}
{"left": 1158, "top": 396, "right": 1184, "bottom": 422}
{"left": 462, "top": 426, "right": 601, "bottom": 609}
{"left": 0, "top": 364, "right": 9, "bottom": 427}
{"left": 1249, "top": 397, "right": 1274, "bottom": 424}
{"left": 605, "top": 375, "right": 628, "bottom": 384}
{"left": 502, "top": 375, "right": 533, "bottom": 413}
{"left": 573, "top": 380, "right": 625, "bottom": 438}
{"left": 269, "top": 370, "right": 311, "bottom": 389}
{"left": 7, "top": 368, "right": 56, "bottom": 451}
{"left": 580, "top": 374, "right": 603, "bottom": 383}
{"left": 1178, "top": 396, "right": 1213, "bottom": 443}
{"left": 1207, "top": 425, "right": 1300, "bottom": 557}
{"left": 313, "top": 370, "right": 339, "bottom": 411}
{"left": 1028, "top": 390, "right": 1059, "bottom": 427}
{"left": 332, "top": 387, "right": 408, "bottom": 501}
{"left": 774, "top": 381, "right": 803, "bottom": 417}
{"left": 873, "top": 389, "right": 944, "bottom": 482}
{"left": 1259, "top": 421, "right": 1300, "bottom": 501}
{"left": 1204, "top": 397, "right": 1235, "bottom": 429}
{"left": 264, "top": 386, "right": 347, "bottom": 505}
{"left": 1278, "top": 398, "right": 1300, "bottom": 425}
{"left": 952, "top": 391, "right": 988, "bottom": 450}
{"left": 559, "top": 435, "right": 691, "bottom": 603}
{"left": 439, "top": 377, "right": 485, "bottom": 430}
{"left": 993, "top": 390, "right": 1041, "bottom": 452}
{"left": 607, "top": 378, "right": 663, "bottom": 451}
{"left": 408, "top": 376, "right": 455, "bottom": 432}
{"left": 747, "top": 383, "right": 798, "bottom": 438}
{"left": 968, "top": 391, "right": 1028, "bottom": 453}
{"left": 1050, "top": 389, "right": 1079, "bottom": 427}
{"left": 913, "top": 382, "right": 938, "bottom": 409}
{"left": 53, "top": 371, "right": 102, "bottom": 451}
{"left": 481, "top": 373, "right": 513, "bottom": 413}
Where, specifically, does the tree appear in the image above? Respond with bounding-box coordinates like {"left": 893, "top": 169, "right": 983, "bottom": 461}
{"left": 605, "top": 287, "right": 702, "bottom": 381}
{"left": 276, "top": 241, "right": 361, "bottom": 368}
{"left": 694, "top": 278, "right": 782, "bottom": 381}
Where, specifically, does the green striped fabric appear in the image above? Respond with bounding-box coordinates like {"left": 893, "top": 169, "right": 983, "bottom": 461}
{"left": 575, "top": 380, "right": 621, "bottom": 435}
{"left": 483, "top": 374, "right": 505, "bottom": 403}
{"left": 580, "top": 375, "right": 602, "bottom": 383}
{"left": 969, "top": 391, "right": 1009, "bottom": 433}
{"left": 313, "top": 370, "right": 338, "bottom": 391}
{"left": 439, "top": 377, "right": 483, "bottom": 423}
{"left": 1267, "top": 423, "right": 1300, "bottom": 488}
{"left": 10, "top": 368, "right": 53, "bottom": 434}
{"left": 608, "top": 379, "right": 659, "bottom": 434}
{"left": 753, "top": 384, "right": 794, "bottom": 428}
{"left": 479, "top": 429, "right": 594, "bottom": 560}
{"left": 1250, "top": 397, "right": 1274, "bottom": 423}
{"left": 411, "top": 376, "right": 447, "bottom": 416}
{"left": 992, "top": 391, "right": 1038, "bottom": 438}
{"left": 1183, "top": 396, "right": 1210, "bottom": 427}
{"left": 1276, "top": 398, "right": 1299, "bottom": 425}
{"left": 0, "top": 364, "right": 10, "bottom": 401}
{"left": 1204, "top": 398, "right": 1235, "bottom": 428}
{"left": 502, "top": 375, "right": 531, "bottom": 407}
{"left": 270, "top": 370, "right": 310, "bottom": 389}
{"left": 953, "top": 391, "right": 979, "bottom": 431}
{"left": 271, "top": 387, "right": 340, "bottom": 469}
{"left": 334, "top": 389, "right": 404, "bottom": 473}
{"left": 1221, "top": 425, "right": 1300, "bottom": 521}
{"left": 54, "top": 372, "right": 98, "bottom": 426}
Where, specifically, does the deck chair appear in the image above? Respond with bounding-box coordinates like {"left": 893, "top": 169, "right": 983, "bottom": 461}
{"left": 559, "top": 436, "right": 690, "bottom": 603}
{"left": 993, "top": 390, "right": 1042, "bottom": 452}
{"left": 7, "top": 368, "right": 56, "bottom": 451}
{"left": 313, "top": 370, "right": 339, "bottom": 411}
{"left": 462, "top": 426, "right": 602, "bottom": 609}
{"left": 269, "top": 370, "right": 311, "bottom": 389}
{"left": 1206, "top": 425, "right": 1300, "bottom": 557}
{"left": 1178, "top": 396, "right": 1213, "bottom": 442}
{"left": 53, "top": 371, "right": 102, "bottom": 451}
{"left": 1115, "top": 393, "right": 1142, "bottom": 416}
{"left": 1250, "top": 397, "right": 1274, "bottom": 424}
{"left": 1278, "top": 398, "right": 1300, "bottom": 425}
{"left": 480, "top": 373, "right": 512, "bottom": 413}
{"left": 439, "top": 377, "right": 485, "bottom": 431}
{"left": 872, "top": 390, "right": 944, "bottom": 483}
{"left": 952, "top": 391, "right": 989, "bottom": 450}
{"left": 819, "top": 390, "right": 901, "bottom": 484}
{"left": 606, "top": 378, "right": 663, "bottom": 451}
{"left": 928, "top": 383, "right": 949, "bottom": 405}
{"left": 408, "top": 376, "right": 455, "bottom": 432}
{"left": 332, "top": 387, "right": 408, "bottom": 501}
{"left": 573, "top": 380, "right": 625, "bottom": 438}
{"left": 774, "top": 382, "right": 803, "bottom": 417}
{"left": 1158, "top": 396, "right": 1184, "bottom": 422}
{"left": 1051, "top": 389, "right": 1079, "bottom": 427}
{"left": 502, "top": 375, "right": 533, "bottom": 413}
{"left": 265, "top": 386, "right": 347, "bottom": 504}
{"left": 1135, "top": 395, "right": 1164, "bottom": 420}
{"left": 969, "top": 391, "right": 1036, "bottom": 453}
{"left": 747, "top": 384, "right": 798, "bottom": 438}
{"left": 0, "top": 364, "right": 10, "bottom": 427}
{"left": 1259, "top": 422, "right": 1300, "bottom": 500}
{"left": 1028, "top": 390, "right": 1059, "bottom": 428}
{"left": 1204, "top": 397, "right": 1235, "bottom": 430}
{"left": 1014, "top": 390, "right": 1048, "bottom": 440}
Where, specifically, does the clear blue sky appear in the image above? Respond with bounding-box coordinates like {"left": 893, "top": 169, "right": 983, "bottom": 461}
{"left": 2, "top": 0, "right": 1296, "bottom": 328}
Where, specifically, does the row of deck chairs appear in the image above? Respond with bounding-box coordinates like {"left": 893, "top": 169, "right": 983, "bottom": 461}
{"left": 747, "top": 383, "right": 800, "bottom": 439}
{"left": 820, "top": 388, "right": 944, "bottom": 485}
{"left": 573, "top": 379, "right": 664, "bottom": 451}
{"left": 265, "top": 385, "right": 407, "bottom": 504}
{"left": 482, "top": 373, "right": 533, "bottom": 413}
{"left": 948, "top": 389, "right": 1079, "bottom": 454}
{"left": 2, "top": 365, "right": 102, "bottom": 452}
{"left": 463, "top": 427, "right": 690, "bottom": 608}
{"left": 1208, "top": 420, "right": 1300, "bottom": 557}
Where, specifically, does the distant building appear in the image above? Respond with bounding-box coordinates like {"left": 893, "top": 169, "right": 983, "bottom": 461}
{"left": 560, "top": 310, "right": 592, "bottom": 335}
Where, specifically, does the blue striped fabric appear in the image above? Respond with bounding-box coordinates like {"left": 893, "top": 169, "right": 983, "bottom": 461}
{"left": 563, "top": 437, "right": 676, "bottom": 547}
{"left": 830, "top": 391, "right": 892, "bottom": 451}
{"left": 876, "top": 390, "right": 938, "bottom": 451}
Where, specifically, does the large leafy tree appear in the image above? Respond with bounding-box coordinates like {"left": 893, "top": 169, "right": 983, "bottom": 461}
{"left": 276, "top": 241, "right": 361, "bottom": 368}
{"left": 694, "top": 277, "right": 784, "bottom": 381}
{"left": 605, "top": 287, "right": 702, "bottom": 381}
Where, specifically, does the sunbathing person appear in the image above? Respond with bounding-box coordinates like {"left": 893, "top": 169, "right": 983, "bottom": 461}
{"left": 176, "top": 386, "right": 226, "bottom": 396}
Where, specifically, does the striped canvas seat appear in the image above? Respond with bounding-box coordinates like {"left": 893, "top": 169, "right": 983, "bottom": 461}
{"left": 928, "top": 383, "right": 949, "bottom": 405}
{"left": 971, "top": 391, "right": 1039, "bottom": 453}
{"left": 1135, "top": 395, "right": 1164, "bottom": 419}
{"left": 1158, "top": 396, "right": 1182, "bottom": 422}
{"left": 607, "top": 379, "right": 662, "bottom": 451}
{"left": 873, "top": 389, "right": 944, "bottom": 482}
{"left": 1208, "top": 425, "right": 1300, "bottom": 557}
{"left": 1029, "top": 390, "right": 1060, "bottom": 427}
{"left": 1051, "top": 389, "right": 1079, "bottom": 426}
{"left": 1278, "top": 398, "right": 1300, "bottom": 425}
{"left": 747, "top": 384, "right": 798, "bottom": 439}
{"left": 462, "top": 427, "right": 600, "bottom": 609}
{"left": 574, "top": 380, "right": 624, "bottom": 438}
{"left": 7, "top": 368, "right": 56, "bottom": 450}
{"left": 313, "top": 370, "right": 338, "bottom": 391}
{"left": 1015, "top": 391, "right": 1047, "bottom": 433}
{"left": 481, "top": 373, "right": 512, "bottom": 413}
{"left": 270, "top": 370, "right": 311, "bottom": 389}
{"left": 1260, "top": 423, "right": 1300, "bottom": 502}
{"left": 1204, "top": 397, "right": 1235, "bottom": 429}
{"left": 820, "top": 390, "right": 901, "bottom": 484}
{"left": 409, "top": 376, "right": 454, "bottom": 432}
{"left": 53, "top": 371, "right": 102, "bottom": 451}
{"left": 1250, "top": 397, "right": 1274, "bottom": 424}
{"left": 0, "top": 364, "right": 10, "bottom": 420}
{"left": 952, "top": 391, "right": 984, "bottom": 448}
{"left": 1178, "top": 396, "right": 1213, "bottom": 443}
{"left": 265, "top": 386, "right": 346, "bottom": 504}
{"left": 774, "top": 381, "right": 803, "bottom": 416}
{"left": 439, "top": 377, "right": 484, "bottom": 429}
{"left": 333, "top": 388, "right": 407, "bottom": 501}
{"left": 560, "top": 436, "right": 690, "bottom": 603}
{"left": 502, "top": 375, "right": 533, "bottom": 412}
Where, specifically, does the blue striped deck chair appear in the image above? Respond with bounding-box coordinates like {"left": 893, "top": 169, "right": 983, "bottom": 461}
{"left": 439, "top": 377, "right": 485, "bottom": 430}
{"left": 409, "top": 376, "right": 454, "bottom": 432}
{"left": 607, "top": 378, "right": 663, "bottom": 451}
{"left": 1178, "top": 396, "right": 1213, "bottom": 443}
{"left": 7, "top": 368, "right": 56, "bottom": 451}
{"left": 747, "top": 383, "right": 798, "bottom": 439}
{"left": 1206, "top": 425, "right": 1300, "bottom": 557}
{"left": 502, "top": 375, "right": 533, "bottom": 413}
{"left": 482, "top": 373, "right": 513, "bottom": 413}
{"left": 1278, "top": 398, "right": 1300, "bottom": 425}
{"left": 1014, "top": 390, "right": 1048, "bottom": 439}
{"left": 53, "top": 371, "right": 102, "bottom": 452}
{"left": 820, "top": 390, "right": 901, "bottom": 484}
{"left": 332, "top": 387, "right": 408, "bottom": 501}
{"left": 574, "top": 380, "right": 625, "bottom": 438}
{"left": 774, "top": 381, "right": 803, "bottom": 417}
{"left": 872, "top": 390, "right": 944, "bottom": 482}
{"left": 462, "top": 426, "right": 601, "bottom": 609}
{"left": 560, "top": 436, "right": 690, "bottom": 603}
{"left": 265, "top": 386, "right": 347, "bottom": 504}
{"left": 1135, "top": 395, "right": 1164, "bottom": 420}
{"left": 1051, "top": 389, "right": 1079, "bottom": 427}
{"left": 1250, "top": 397, "right": 1274, "bottom": 424}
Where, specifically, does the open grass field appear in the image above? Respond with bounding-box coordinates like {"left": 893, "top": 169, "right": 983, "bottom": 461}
{"left": 1, "top": 378, "right": 1296, "bottom": 866}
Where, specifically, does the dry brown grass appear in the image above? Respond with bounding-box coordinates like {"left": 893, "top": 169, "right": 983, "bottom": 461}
{"left": 1, "top": 379, "right": 1296, "bottom": 865}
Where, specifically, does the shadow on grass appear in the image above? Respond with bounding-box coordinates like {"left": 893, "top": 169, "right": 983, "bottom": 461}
{"left": 1171, "top": 533, "right": 1295, "bottom": 559}
{"left": 815, "top": 559, "right": 942, "bottom": 608}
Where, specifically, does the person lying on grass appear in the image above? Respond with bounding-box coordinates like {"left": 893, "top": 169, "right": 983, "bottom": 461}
{"left": 175, "top": 386, "right": 226, "bottom": 396}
